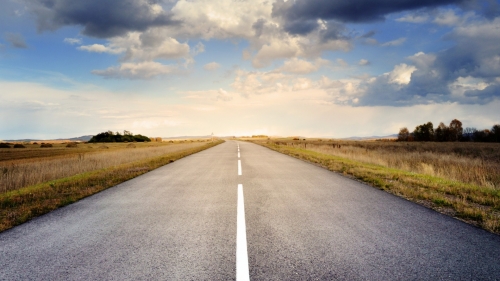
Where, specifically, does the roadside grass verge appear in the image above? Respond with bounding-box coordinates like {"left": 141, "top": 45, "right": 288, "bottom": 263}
{"left": 0, "top": 140, "right": 223, "bottom": 232}
{"left": 252, "top": 141, "right": 500, "bottom": 235}
{"left": 1, "top": 142, "right": 210, "bottom": 193}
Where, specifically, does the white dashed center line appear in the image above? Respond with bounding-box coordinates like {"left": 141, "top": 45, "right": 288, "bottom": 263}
{"left": 236, "top": 184, "right": 250, "bottom": 281}
{"left": 236, "top": 144, "right": 249, "bottom": 280}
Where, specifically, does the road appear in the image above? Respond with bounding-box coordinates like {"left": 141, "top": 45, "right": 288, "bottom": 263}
{"left": 1, "top": 140, "right": 500, "bottom": 280}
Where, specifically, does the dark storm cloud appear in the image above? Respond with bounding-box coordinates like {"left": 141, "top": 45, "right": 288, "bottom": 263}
{"left": 360, "top": 31, "right": 376, "bottom": 38}
{"left": 347, "top": 13, "right": 500, "bottom": 106}
{"left": 273, "top": 0, "right": 467, "bottom": 24}
{"left": 356, "top": 42, "right": 500, "bottom": 106}
{"left": 460, "top": 0, "right": 500, "bottom": 19}
{"left": 5, "top": 33, "right": 28, "bottom": 48}
{"left": 283, "top": 19, "right": 319, "bottom": 35}
{"left": 26, "top": 0, "right": 179, "bottom": 38}
{"left": 464, "top": 84, "right": 500, "bottom": 104}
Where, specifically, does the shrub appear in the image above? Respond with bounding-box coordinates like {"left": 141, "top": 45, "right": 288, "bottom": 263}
{"left": 13, "top": 144, "right": 26, "bottom": 148}
{"left": 398, "top": 127, "right": 410, "bottom": 141}
{"left": 66, "top": 143, "right": 78, "bottom": 148}
{"left": 0, "top": 143, "right": 11, "bottom": 148}
{"left": 89, "top": 130, "right": 151, "bottom": 143}
{"left": 126, "top": 144, "right": 136, "bottom": 148}
{"left": 40, "top": 143, "right": 53, "bottom": 148}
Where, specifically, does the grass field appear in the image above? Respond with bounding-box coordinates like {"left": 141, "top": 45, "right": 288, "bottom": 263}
{"left": 248, "top": 138, "right": 500, "bottom": 234}
{"left": 0, "top": 140, "right": 212, "bottom": 193}
{"left": 0, "top": 140, "right": 223, "bottom": 232}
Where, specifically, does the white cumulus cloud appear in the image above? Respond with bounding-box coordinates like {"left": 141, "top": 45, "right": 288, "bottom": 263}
{"left": 78, "top": 44, "right": 124, "bottom": 54}
{"left": 204, "top": 62, "right": 221, "bottom": 71}
{"left": 92, "top": 61, "right": 178, "bottom": 79}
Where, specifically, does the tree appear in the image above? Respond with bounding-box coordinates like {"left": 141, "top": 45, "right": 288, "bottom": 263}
{"left": 491, "top": 124, "right": 500, "bottom": 142}
{"left": 434, "top": 122, "right": 449, "bottom": 142}
{"left": 462, "top": 127, "right": 477, "bottom": 141}
{"left": 448, "top": 119, "right": 463, "bottom": 141}
{"left": 413, "top": 122, "right": 434, "bottom": 141}
{"left": 398, "top": 127, "right": 410, "bottom": 141}
{"left": 89, "top": 130, "right": 151, "bottom": 143}
{"left": 473, "top": 129, "right": 490, "bottom": 142}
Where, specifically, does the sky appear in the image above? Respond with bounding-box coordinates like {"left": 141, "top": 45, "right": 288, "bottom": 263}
{"left": 1, "top": 0, "right": 499, "bottom": 139}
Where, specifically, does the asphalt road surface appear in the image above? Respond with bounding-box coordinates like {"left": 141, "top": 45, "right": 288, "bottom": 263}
{"left": 1, "top": 141, "right": 500, "bottom": 280}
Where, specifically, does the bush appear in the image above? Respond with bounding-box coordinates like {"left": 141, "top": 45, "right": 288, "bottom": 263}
{"left": 13, "top": 144, "right": 26, "bottom": 148}
{"left": 126, "top": 144, "right": 136, "bottom": 148}
{"left": 88, "top": 130, "right": 151, "bottom": 143}
{"left": 40, "top": 143, "right": 53, "bottom": 148}
{"left": 66, "top": 143, "right": 78, "bottom": 148}
{"left": 0, "top": 143, "right": 11, "bottom": 148}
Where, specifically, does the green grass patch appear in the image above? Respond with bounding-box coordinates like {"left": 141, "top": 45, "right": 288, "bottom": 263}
{"left": 0, "top": 140, "right": 223, "bottom": 233}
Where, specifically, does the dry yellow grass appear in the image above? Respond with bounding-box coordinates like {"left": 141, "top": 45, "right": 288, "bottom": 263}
{"left": 0, "top": 142, "right": 207, "bottom": 193}
{"left": 272, "top": 139, "right": 500, "bottom": 188}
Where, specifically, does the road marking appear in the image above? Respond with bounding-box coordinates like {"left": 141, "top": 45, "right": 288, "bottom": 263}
{"left": 238, "top": 160, "right": 242, "bottom": 175}
{"left": 237, "top": 184, "right": 250, "bottom": 281}
{"left": 238, "top": 151, "right": 240, "bottom": 158}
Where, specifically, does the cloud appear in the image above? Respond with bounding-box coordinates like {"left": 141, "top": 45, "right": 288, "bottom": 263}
{"left": 278, "top": 58, "right": 329, "bottom": 74}
{"left": 361, "top": 30, "right": 376, "bottom": 38}
{"left": 336, "top": 58, "right": 349, "bottom": 68}
{"left": 381, "top": 37, "right": 407, "bottom": 47}
{"left": 433, "top": 9, "right": 465, "bottom": 25}
{"left": 110, "top": 30, "right": 192, "bottom": 62}
{"left": 231, "top": 69, "right": 289, "bottom": 96}
{"left": 63, "top": 37, "right": 82, "bottom": 45}
{"left": 272, "top": 0, "right": 465, "bottom": 24}
{"left": 5, "top": 33, "right": 27, "bottom": 48}
{"left": 79, "top": 31, "right": 193, "bottom": 78}
{"left": 169, "top": 0, "right": 351, "bottom": 67}
{"left": 91, "top": 61, "right": 178, "bottom": 79}
{"left": 25, "top": 0, "right": 354, "bottom": 71}
{"left": 388, "top": 64, "right": 417, "bottom": 84}
{"left": 396, "top": 14, "right": 430, "bottom": 23}
{"left": 346, "top": 17, "right": 500, "bottom": 106}
{"left": 251, "top": 34, "right": 351, "bottom": 68}
{"left": 216, "top": 88, "right": 233, "bottom": 101}
{"left": 25, "top": 0, "right": 180, "bottom": 38}
{"left": 78, "top": 44, "right": 124, "bottom": 54}
{"left": 182, "top": 88, "right": 237, "bottom": 101}
{"left": 319, "top": 76, "right": 364, "bottom": 105}
{"left": 204, "top": 62, "right": 221, "bottom": 71}
{"left": 358, "top": 59, "right": 371, "bottom": 66}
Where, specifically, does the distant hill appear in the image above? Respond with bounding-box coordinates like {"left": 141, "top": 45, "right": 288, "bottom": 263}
{"left": 61, "top": 135, "right": 94, "bottom": 142}
{"left": 4, "top": 135, "right": 94, "bottom": 142}
{"left": 340, "top": 134, "right": 398, "bottom": 141}
{"left": 163, "top": 135, "right": 213, "bottom": 139}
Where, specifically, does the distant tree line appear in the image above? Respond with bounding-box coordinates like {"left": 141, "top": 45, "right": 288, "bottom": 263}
{"left": 88, "top": 130, "right": 151, "bottom": 143}
{"left": 398, "top": 119, "right": 500, "bottom": 142}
